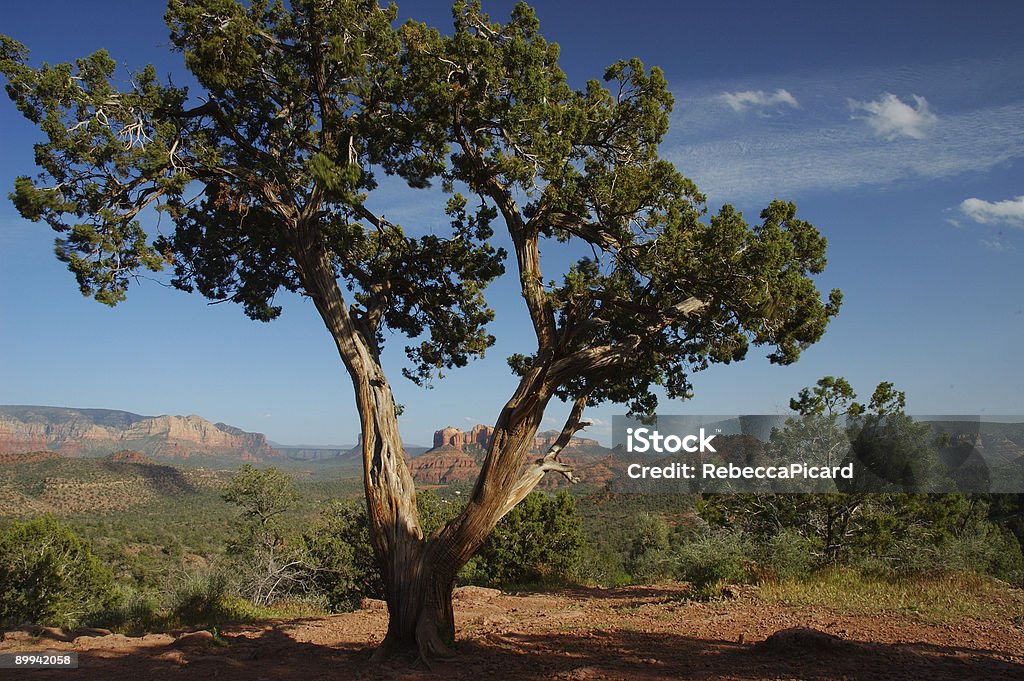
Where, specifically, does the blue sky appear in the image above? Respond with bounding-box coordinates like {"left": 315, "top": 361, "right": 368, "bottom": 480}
{"left": 1, "top": 1, "right": 1022, "bottom": 446}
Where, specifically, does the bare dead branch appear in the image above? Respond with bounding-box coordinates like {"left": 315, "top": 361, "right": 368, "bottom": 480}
{"left": 496, "top": 394, "right": 589, "bottom": 519}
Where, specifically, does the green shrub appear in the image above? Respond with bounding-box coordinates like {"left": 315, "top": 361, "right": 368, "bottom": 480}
{"left": 576, "top": 545, "right": 631, "bottom": 587}
{"left": 169, "top": 568, "right": 254, "bottom": 626}
{"left": 887, "top": 525, "right": 1024, "bottom": 584}
{"left": 468, "top": 491, "right": 586, "bottom": 588}
{"left": 987, "top": 528, "right": 1024, "bottom": 585}
{"left": 759, "top": 528, "right": 823, "bottom": 581}
{"left": 92, "top": 586, "right": 160, "bottom": 634}
{"left": 0, "top": 515, "right": 116, "bottom": 629}
{"left": 298, "top": 500, "right": 382, "bottom": 611}
{"left": 672, "top": 530, "right": 751, "bottom": 599}
{"left": 623, "top": 513, "right": 673, "bottom": 582}
{"left": 417, "top": 489, "right": 463, "bottom": 537}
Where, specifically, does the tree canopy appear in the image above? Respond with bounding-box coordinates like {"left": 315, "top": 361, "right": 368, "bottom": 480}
{"left": 1, "top": 0, "right": 839, "bottom": 415}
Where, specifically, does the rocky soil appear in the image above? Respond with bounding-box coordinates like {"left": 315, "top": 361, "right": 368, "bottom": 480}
{"left": 3, "top": 584, "right": 1022, "bottom": 680}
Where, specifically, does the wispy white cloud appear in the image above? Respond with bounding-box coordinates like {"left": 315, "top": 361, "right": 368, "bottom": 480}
{"left": 848, "top": 93, "right": 938, "bottom": 140}
{"left": 667, "top": 101, "right": 1024, "bottom": 202}
{"left": 665, "top": 57, "right": 1024, "bottom": 203}
{"left": 959, "top": 195, "right": 1024, "bottom": 227}
{"left": 721, "top": 88, "right": 799, "bottom": 113}
{"left": 980, "top": 237, "right": 1015, "bottom": 252}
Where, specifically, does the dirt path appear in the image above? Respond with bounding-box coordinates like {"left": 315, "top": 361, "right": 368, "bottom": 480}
{"left": 3, "top": 584, "right": 1022, "bottom": 680}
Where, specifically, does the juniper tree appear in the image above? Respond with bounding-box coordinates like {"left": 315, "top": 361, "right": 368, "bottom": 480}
{"left": 222, "top": 465, "right": 304, "bottom": 606}
{"left": 1, "top": 0, "right": 841, "bottom": 661}
{"left": 737, "top": 378, "right": 946, "bottom": 562}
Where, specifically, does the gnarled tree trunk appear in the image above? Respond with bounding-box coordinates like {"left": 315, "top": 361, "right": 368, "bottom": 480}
{"left": 294, "top": 229, "right": 566, "bottom": 662}
{"left": 374, "top": 368, "right": 558, "bottom": 661}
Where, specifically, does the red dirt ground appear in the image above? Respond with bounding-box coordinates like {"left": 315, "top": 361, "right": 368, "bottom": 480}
{"left": 3, "top": 584, "right": 1022, "bottom": 680}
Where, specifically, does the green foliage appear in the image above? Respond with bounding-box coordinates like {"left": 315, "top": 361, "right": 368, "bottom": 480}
{"left": 0, "top": 0, "right": 840, "bottom": 412}
{"left": 1, "top": 465, "right": 1019, "bottom": 632}
{"left": 576, "top": 544, "right": 631, "bottom": 587}
{"left": 468, "top": 491, "right": 586, "bottom": 587}
{"left": 298, "top": 500, "right": 382, "bottom": 611}
{"left": 0, "top": 1, "right": 506, "bottom": 379}
{"left": 0, "top": 515, "right": 117, "bottom": 629}
{"left": 845, "top": 413, "right": 950, "bottom": 493}
{"left": 169, "top": 568, "right": 259, "bottom": 626}
{"left": 92, "top": 586, "right": 160, "bottom": 635}
{"left": 789, "top": 376, "right": 863, "bottom": 417}
{"left": 416, "top": 488, "right": 464, "bottom": 537}
{"left": 671, "top": 530, "right": 751, "bottom": 600}
{"left": 221, "top": 465, "right": 309, "bottom": 606}
{"left": 985, "top": 527, "right": 1024, "bottom": 583}
{"left": 688, "top": 380, "right": 1024, "bottom": 589}
{"left": 623, "top": 512, "right": 673, "bottom": 582}
{"left": 222, "top": 464, "right": 297, "bottom": 526}
{"left": 757, "top": 528, "right": 823, "bottom": 581}
{"left": 441, "top": 0, "right": 842, "bottom": 415}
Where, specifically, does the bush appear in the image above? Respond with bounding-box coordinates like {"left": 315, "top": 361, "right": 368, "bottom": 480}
{"left": 885, "top": 525, "right": 1024, "bottom": 584}
{"left": 0, "top": 515, "right": 116, "bottom": 629}
{"left": 417, "top": 489, "right": 463, "bottom": 537}
{"left": 672, "top": 530, "right": 751, "bottom": 599}
{"left": 92, "top": 586, "right": 160, "bottom": 634}
{"left": 298, "top": 500, "right": 382, "bottom": 611}
{"left": 987, "top": 528, "right": 1024, "bottom": 585}
{"left": 623, "top": 513, "right": 673, "bottom": 583}
{"left": 577, "top": 545, "right": 631, "bottom": 587}
{"left": 759, "top": 528, "right": 823, "bottom": 581}
{"left": 467, "top": 491, "right": 586, "bottom": 587}
{"left": 168, "top": 568, "right": 255, "bottom": 626}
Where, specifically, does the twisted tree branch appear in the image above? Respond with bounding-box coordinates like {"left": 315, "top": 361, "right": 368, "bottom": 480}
{"left": 497, "top": 394, "right": 590, "bottom": 519}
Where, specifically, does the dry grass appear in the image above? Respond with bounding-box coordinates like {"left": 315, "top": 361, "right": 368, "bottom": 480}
{"left": 758, "top": 568, "right": 1024, "bottom": 624}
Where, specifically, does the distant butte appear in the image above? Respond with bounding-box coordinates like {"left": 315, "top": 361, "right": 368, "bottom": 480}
{"left": 0, "top": 406, "right": 277, "bottom": 462}
{"left": 429, "top": 424, "right": 602, "bottom": 453}
{"left": 410, "top": 424, "right": 612, "bottom": 486}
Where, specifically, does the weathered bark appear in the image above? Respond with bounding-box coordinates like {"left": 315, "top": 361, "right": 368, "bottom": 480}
{"left": 372, "top": 542, "right": 459, "bottom": 663}
{"left": 291, "top": 227, "right": 429, "bottom": 657}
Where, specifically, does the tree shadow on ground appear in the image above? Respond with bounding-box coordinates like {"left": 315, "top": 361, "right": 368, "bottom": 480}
{"left": 437, "top": 628, "right": 1023, "bottom": 681}
{"left": 9, "top": 618, "right": 1021, "bottom": 681}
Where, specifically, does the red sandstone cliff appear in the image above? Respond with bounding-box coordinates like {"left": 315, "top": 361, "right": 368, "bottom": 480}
{"left": 411, "top": 424, "right": 611, "bottom": 486}
{"left": 430, "top": 424, "right": 601, "bottom": 453}
{"left": 0, "top": 406, "right": 276, "bottom": 461}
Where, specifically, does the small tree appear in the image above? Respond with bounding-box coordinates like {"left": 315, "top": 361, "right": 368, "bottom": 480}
{"left": 1, "top": 0, "right": 841, "bottom": 660}
{"left": 767, "top": 376, "right": 862, "bottom": 493}
{"left": 0, "top": 516, "right": 116, "bottom": 629}
{"left": 845, "top": 382, "right": 950, "bottom": 493}
{"left": 222, "top": 464, "right": 304, "bottom": 606}
{"left": 732, "top": 378, "right": 954, "bottom": 564}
